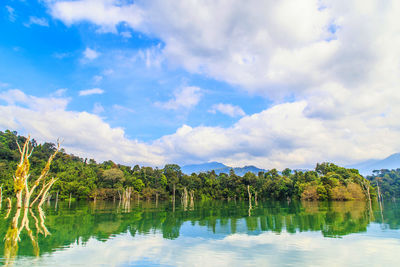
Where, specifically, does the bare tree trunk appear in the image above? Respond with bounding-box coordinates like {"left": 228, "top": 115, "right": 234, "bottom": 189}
{"left": 189, "top": 190, "right": 194, "bottom": 203}
{"left": 16, "top": 190, "right": 23, "bottom": 209}
{"left": 377, "top": 180, "right": 382, "bottom": 202}
{"left": 183, "top": 187, "right": 188, "bottom": 204}
{"left": 38, "top": 179, "right": 56, "bottom": 208}
{"left": 30, "top": 183, "right": 47, "bottom": 207}
{"left": 55, "top": 191, "right": 59, "bottom": 209}
{"left": 247, "top": 185, "right": 252, "bottom": 201}
{"left": 173, "top": 184, "right": 176, "bottom": 202}
{"left": 247, "top": 185, "right": 252, "bottom": 216}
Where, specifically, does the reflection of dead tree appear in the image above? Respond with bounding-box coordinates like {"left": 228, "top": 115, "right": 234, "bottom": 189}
{"left": 4, "top": 206, "right": 50, "bottom": 265}
{"left": 13, "top": 136, "right": 60, "bottom": 209}
{"left": 189, "top": 190, "right": 195, "bottom": 210}
{"left": 4, "top": 206, "right": 12, "bottom": 219}
{"left": 120, "top": 187, "right": 133, "bottom": 212}
{"left": 360, "top": 179, "right": 373, "bottom": 217}
{"left": 182, "top": 187, "right": 188, "bottom": 210}
{"left": 4, "top": 208, "right": 21, "bottom": 266}
{"left": 38, "top": 207, "right": 50, "bottom": 237}
{"left": 0, "top": 184, "right": 2, "bottom": 208}
{"left": 122, "top": 187, "right": 133, "bottom": 202}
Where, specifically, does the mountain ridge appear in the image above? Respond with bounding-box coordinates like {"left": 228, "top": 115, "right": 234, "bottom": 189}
{"left": 347, "top": 153, "right": 400, "bottom": 175}
{"left": 181, "top": 162, "right": 267, "bottom": 176}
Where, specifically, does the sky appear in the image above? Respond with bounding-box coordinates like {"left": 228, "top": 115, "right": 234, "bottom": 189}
{"left": 0, "top": 0, "right": 400, "bottom": 170}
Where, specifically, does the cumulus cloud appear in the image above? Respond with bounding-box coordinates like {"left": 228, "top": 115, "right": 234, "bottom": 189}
{"left": 46, "top": 0, "right": 400, "bottom": 96}
{"left": 156, "top": 86, "right": 202, "bottom": 110}
{"left": 2, "top": 89, "right": 400, "bottom": 169}
{"left": 209, "top": 103, "right": 246, "bottom": 118}
{"left": 2, "top": 1, "right": 398, "bottom": 168}
{"left": 49, "top": 0, "right": 143, "bottom": 33}
{"left": 79, "top": 88, "right": 104, "bottom": 96}
{"left": 83, "top": 48, "right": 100, "bottom": 60}
{"left": 42, "top": 0, "right": 400, "bottom": 168}
{"left": 0, "top": 89, "right": 165, "bottom": 166}
{"left": 47, "top": 0, "right": 336, "bottom": 94}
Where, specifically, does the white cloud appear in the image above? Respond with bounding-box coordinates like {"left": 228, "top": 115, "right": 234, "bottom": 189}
{"left": 47, "top": 0, "right": 335, "bottom": 94}
{"left": 46, "top": 0, "right": 400, "bottom": 97}
{"left": 24, "top": 16, "right": 49, "bottom": 27}
{"left": 0, "top": 89, "right": 68, "bottom": 111}
{"left": 0, "top": 89, "right": 165, "bottom": 166}
{"left": 0, "top": 1, "right": 397, "bottom": 169}
{"left": 156, "top": 86, "right": 202, "bottom": 110}
{"left": 44, "top": 0, "right": 400, "bottom": 168}
{"left": 79, "top": 88, "right": 104, "bottom": 96}
{"left": 49, "top": 0, "right": 143, "bottom": 33}
{"left": 2, "top": 89, "right": 400, "bottom": 169}
{"left": 83, "top": 48, "right": 100, "bottom": 60}
{"left": 209, "top": 103, "right": 245, "bottom": 118}
{"left": 5, "top": 5, "right": 16, "bottom": 22}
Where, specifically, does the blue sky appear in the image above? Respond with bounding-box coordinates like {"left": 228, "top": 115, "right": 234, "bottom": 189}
{"left": 1, "top": 0, "right": 400, "bottom": 169}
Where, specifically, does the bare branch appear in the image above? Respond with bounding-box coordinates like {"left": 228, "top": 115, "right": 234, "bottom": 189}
{"left": 16, "top": 140, "right": 22, "bottom": 154}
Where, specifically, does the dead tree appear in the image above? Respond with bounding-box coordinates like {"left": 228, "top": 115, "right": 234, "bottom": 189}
{"left": 13, "top": 135, "right": 60, "bottom": 209}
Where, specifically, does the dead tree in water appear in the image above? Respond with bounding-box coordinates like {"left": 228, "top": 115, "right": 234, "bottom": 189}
{"left": 247, "top": 185, "right": 252, "bottom": 216}
{"left": 122, "top": 187, "right": 133, "bottom": 202}
{"left": 13, "top": 135, "right": 60, "bottom": 209}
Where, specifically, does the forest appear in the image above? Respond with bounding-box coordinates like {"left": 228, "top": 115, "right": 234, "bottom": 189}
{"left": 0, "top": 130, "right": 384, "bottom": 202}
{"left": 367, "top": 169, "right": 400, "bottom": 200}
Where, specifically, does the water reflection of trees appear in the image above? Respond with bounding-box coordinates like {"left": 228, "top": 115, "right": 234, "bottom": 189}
{"left": 0, "top": 200, "right": 398, "bottom": 261}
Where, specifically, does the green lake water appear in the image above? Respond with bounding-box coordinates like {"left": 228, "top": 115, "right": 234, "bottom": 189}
{"left": 0, "top": 200, "right": 399, "bottom": 266}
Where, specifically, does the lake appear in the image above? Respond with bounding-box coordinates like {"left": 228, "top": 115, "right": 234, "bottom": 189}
{"left": 0, "top": 199, "right": 399, "bottom": 266}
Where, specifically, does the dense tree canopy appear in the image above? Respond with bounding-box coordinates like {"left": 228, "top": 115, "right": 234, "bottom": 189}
{"left": 367, "top": 169, "right": 400, "bottom": 200}
{"left": 0, "top": 130, "right": 377, "bottom": 201}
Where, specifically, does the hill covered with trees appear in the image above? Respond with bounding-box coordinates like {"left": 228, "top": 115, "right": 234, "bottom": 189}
{"left": 0, "top": 130, "right": 376, "bottom": 201}
{"left": 367, "top": 169, "right": 400, "bottom": 200}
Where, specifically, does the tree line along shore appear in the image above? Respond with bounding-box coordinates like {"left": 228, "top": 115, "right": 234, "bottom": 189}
{"left": 1, "top": 130, "right": 398, "bottom": 202}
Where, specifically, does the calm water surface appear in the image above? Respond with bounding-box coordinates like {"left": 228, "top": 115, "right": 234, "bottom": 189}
{"left": 0, "top": 200, "right": 399, "bottom": 266}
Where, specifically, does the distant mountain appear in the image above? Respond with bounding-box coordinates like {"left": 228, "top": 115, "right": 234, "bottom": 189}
{"left": 215, "top": 165, "right": 268, "bottom": 176}
{"left": 348, "top": 153, "right": 400, "bottom": 175}
{"left": 181, "top": 162, "right": 228, "bottom": 174}
{"left": 181, "top": 162, "right": 267, "bottom": 176}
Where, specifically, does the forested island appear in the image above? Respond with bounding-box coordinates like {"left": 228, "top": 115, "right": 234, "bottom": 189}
{"left": 1, "top": 130, "right": 398, "bottom": 202}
